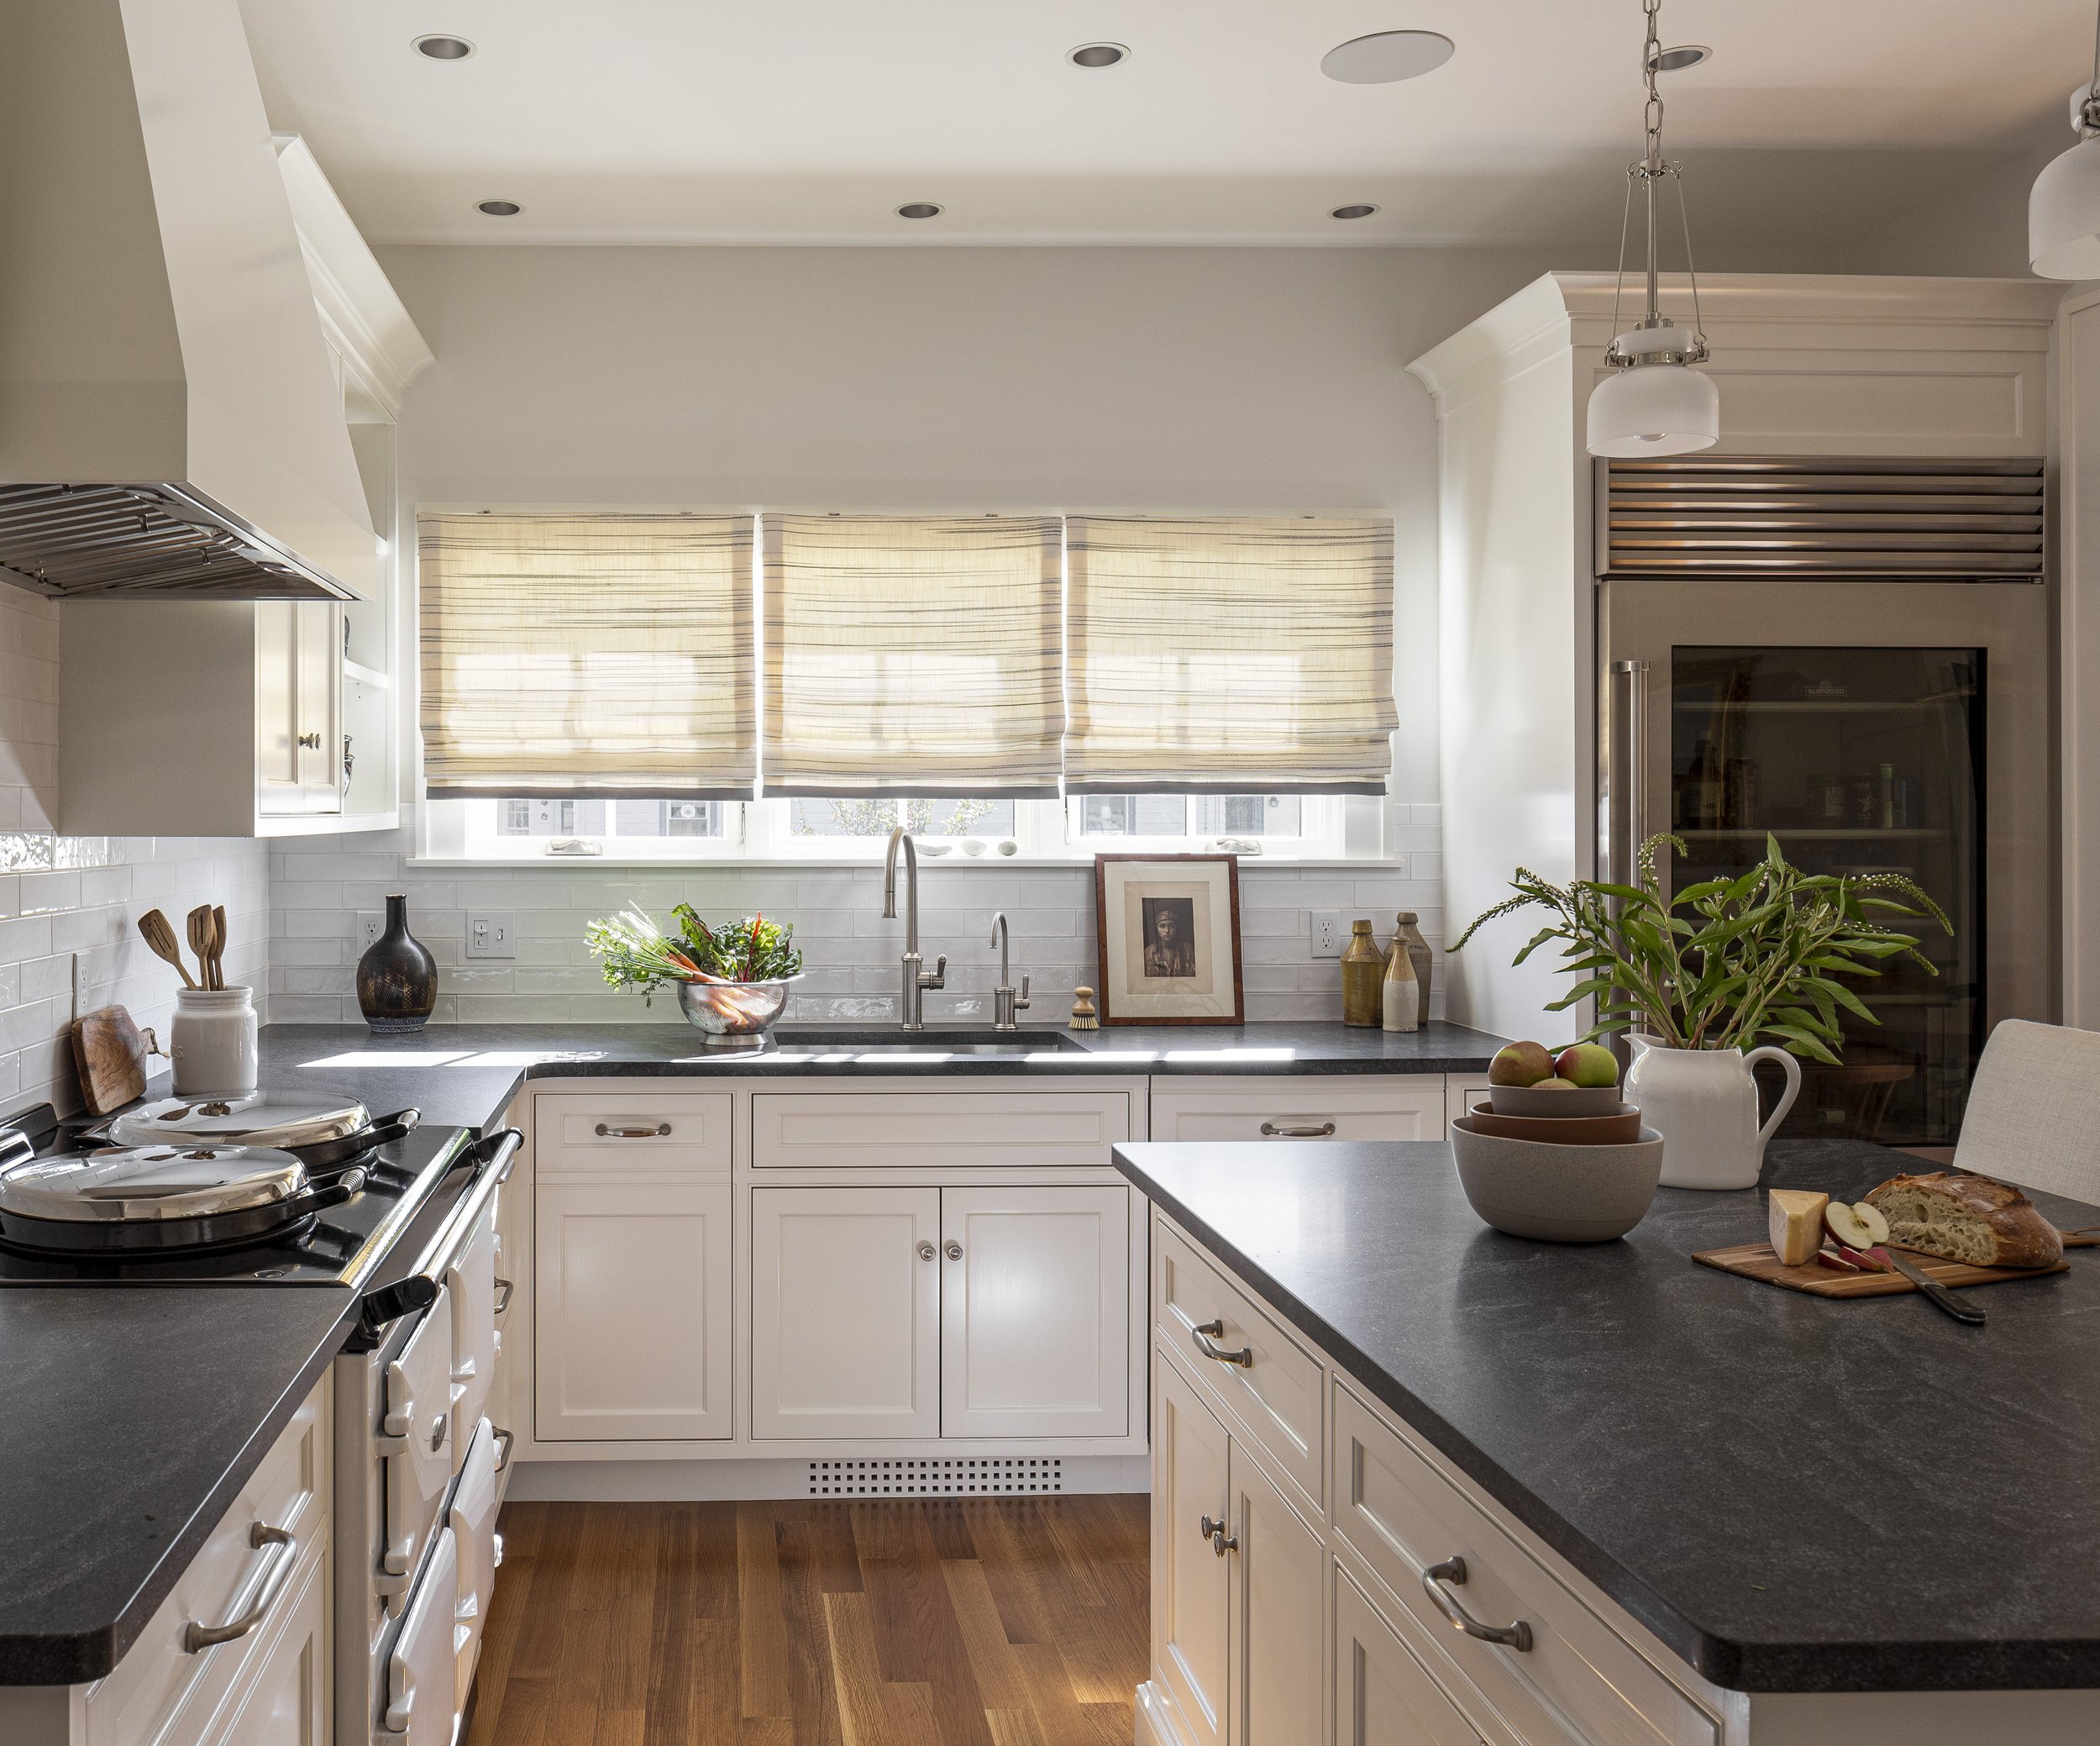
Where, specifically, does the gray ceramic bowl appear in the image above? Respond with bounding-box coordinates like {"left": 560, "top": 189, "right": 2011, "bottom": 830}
{"left": 1448, "top": 1117, "right": 1665, "bottom": 1243}
{"left": 1487, "top": 1083, "right": 1626, "bottom": 1118}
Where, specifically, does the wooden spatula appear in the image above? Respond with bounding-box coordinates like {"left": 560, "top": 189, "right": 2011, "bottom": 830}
{"left": 186, "top": 907, "right": 216, "bottom": 991}
{"left": 213, "top": 904, "right": 228, "bottom": 990}
{"left": 137, "top": 908, "right": 197, "bottom": 989}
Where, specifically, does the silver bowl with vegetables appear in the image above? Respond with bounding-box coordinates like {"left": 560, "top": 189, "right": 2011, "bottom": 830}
{"left": 585, "top": 905, "right": 806, "bottom": 1044}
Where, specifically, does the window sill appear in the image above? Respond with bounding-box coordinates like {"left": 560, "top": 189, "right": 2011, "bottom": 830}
{"left": 403, "top": 853, "right": 1406, "bottom": 872}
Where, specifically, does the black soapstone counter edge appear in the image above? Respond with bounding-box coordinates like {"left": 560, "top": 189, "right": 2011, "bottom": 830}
{"left": 1112, "top": 1135, "right": 2100, "bottom": 1695}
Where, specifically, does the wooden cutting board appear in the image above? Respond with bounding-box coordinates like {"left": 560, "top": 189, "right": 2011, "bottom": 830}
{"left": 1694, "top": 1237, "right": 2092, "bottom": 1298}
{"left": 70, "top": 1005, "right": 151, "bottom": 1117}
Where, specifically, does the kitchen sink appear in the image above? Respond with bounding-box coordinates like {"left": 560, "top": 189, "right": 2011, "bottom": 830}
{"left": 769, "top": 1028, "right": 1089, "bottom": 1054}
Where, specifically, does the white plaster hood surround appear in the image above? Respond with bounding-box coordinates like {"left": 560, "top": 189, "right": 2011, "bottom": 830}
{"left": 0, "top": 0, "right": 376, "bottom": 602}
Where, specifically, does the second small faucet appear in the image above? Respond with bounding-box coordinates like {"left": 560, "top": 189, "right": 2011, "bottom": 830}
{"left": 990, "top": 912, "right": 1031, "bottom": 1032}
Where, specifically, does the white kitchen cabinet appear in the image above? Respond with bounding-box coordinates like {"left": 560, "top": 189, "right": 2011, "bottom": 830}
{"left": 1334, "top": 1562, "right": 1482, "bottom": 1746}
{"left": 198, "top": 1553, "right": 328, "bottom": 1746}
{"left": 254, "top": 600, "right": 341, "bottom": 815}
{"left": 1232, "top": 1436, "right": 1326, "bottom": 1745}
{"left": 1148, "top": 1075, "right": 1447, "bottom": 1143}
{"left": 1152, "top": 1354, "right": 1232, "bottom": 1746}
{"left": 750, "top": 1186, "right": 942, "bottom": 1439}
{"left": 533, "top": 1180, "right": 733, "bottom": 1440}
{"left": 939, "top": 1185, "right": 1129, "bottom": 1438}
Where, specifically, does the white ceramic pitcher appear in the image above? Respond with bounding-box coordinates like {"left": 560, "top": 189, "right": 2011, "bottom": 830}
{"left": 1623, "top": 1037, "right": 1802, "bottom": 1191}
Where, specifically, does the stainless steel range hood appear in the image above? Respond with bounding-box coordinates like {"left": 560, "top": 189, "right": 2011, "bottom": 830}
{"left": 0, "top": 0, "right": 375, "bottom": 602}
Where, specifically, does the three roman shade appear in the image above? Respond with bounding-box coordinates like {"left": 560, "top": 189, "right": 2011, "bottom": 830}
{"left": 418, "top": 510, "right": 1396, "bottom": 797}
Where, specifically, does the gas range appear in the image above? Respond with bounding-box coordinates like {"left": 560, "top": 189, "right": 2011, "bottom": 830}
{"left": 0, "top": 1102, "right": 475, "bottom": 1287}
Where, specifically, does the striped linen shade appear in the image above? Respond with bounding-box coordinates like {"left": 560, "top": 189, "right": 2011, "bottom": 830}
{"left": 418, "top": 512, "right": 756, "bottom": 797}
{"left": 763, "top": 514, "right": 1065, "bottom": 797}
{"left": 1065, "top": 515, "right": 1397, "bottom": 793}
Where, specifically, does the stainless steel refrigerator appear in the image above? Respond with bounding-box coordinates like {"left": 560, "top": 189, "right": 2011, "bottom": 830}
{"left": 1593, "top": 456, "right": 2054, "bottom": 1148}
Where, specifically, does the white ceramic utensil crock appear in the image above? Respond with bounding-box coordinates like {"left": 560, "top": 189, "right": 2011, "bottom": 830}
{"left": 1623, "top": 1036, "right": 1802, "bottom": 1191}
{"left": 170, "top": 986, "right": 260, "bottom": 1098}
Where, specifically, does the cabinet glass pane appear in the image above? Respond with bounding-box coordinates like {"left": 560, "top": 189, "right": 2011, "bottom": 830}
{"left": 1669, "top": 646, "right": 1982, "bottom": 1146}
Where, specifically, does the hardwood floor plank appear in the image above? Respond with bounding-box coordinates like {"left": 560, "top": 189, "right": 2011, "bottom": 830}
{"left": 771, "top": 1504, "right": 848, "bottom": 1746}
{"left": 821, "top": 1590, "right": 890, "bottom": 1746}
{"left": 738, "top": 1503, "right": 796, "bottom": 1722}
{"left": 938, "top": 1558, "right": 1032, "bottom": 1712}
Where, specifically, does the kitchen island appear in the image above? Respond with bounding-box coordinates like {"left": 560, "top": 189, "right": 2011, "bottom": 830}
{"left": 1113, "top": 1135, "right": 2100, "bottom": 1744}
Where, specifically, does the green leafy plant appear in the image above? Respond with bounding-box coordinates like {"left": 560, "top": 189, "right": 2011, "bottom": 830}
{"left": 585, "top": 906, "right": 804, "bottom": 1002}
{"left": 1448, "top": 834, "right": 1951, "bottom": 1065}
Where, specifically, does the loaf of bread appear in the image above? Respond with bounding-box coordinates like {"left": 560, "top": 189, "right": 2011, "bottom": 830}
{"left": 1864, "top": 1171, "right": 2064, "bottom": 1270}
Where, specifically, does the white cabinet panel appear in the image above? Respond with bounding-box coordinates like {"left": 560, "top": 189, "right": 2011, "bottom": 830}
{"left": 255, "top": 601, "right": 340, "bottom": 817}
{"left": 200, "top": 1552, "right": 327, "bottom": 1746}
{"left": 1152, "top": 1354, "right": 1231, "bottom": 1746}
{"left": 750, "top": 1186, "right": 940, "bottom": 1439}
{"left": 534, "top": 1181, "right": 733, "bottom": 1441}
{"left": 751, "top": 1089, "right": 1130, "bottom": 1169}
{"left": 940, "top": 1186, "right": 1129, "bottom": 1438}
{"left": 1231, "top": 1442, "right": 1325, "bottom": 1746}
{"left": 1149, "top": 1075, "right": 1446, "bottom": 1144}
{"left": 1334, "top": 1564, "right": 1481, "bottom": 1746}
{"left": 535, "top": 1092, "right": 732, "bottom": 1174}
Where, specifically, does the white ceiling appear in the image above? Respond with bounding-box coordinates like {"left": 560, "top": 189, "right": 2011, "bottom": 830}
{"left": 237, "top": 0, "right": 2097, "bottom": 248}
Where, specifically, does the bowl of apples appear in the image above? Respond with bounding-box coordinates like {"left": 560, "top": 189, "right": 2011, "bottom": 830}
{"left": 1485, "top": 1040, "right": 1628, "bottom": 1117}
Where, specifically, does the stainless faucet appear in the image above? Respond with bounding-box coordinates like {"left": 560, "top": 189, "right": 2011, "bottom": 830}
{"left": 990, "top": 912, "right": 1031, "bottom": 1032}
{"left": 882, "top": 827, "right": 946, "bottom": 1030}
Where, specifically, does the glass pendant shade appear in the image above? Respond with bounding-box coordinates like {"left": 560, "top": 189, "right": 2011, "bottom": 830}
{"left": 2030, "top": 129, "right": 2100, "bottom": 281}
{"left": 1587, "top": 357, "right": 1720, "bottom": 457}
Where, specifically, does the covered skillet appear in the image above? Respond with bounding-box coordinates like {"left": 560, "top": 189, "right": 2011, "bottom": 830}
{"left": 0, "top": 1143, "right": 364, "bottom": 1254}
{"left": 108, "top": 1097, "right": 420, "bottom": 1171}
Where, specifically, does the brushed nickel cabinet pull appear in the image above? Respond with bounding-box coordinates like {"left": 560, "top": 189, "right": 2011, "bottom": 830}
{"left": 492, "top": 1426, "right": 514, "bottom": 1472}
{"left": 492, "top": 1277, "right": 513, "bottom": 1314}
{"left": 1190, "top": 1318, "right": 1253, "bottom": 1367}
{"left": 595, "top": 1122, "right": 670, "bottom": 1139}
{"left": 183, "top": 1523, "right": 297, "bottom": 1652}
{"left": 297, "top": 731, "right": 322, "bottom": 749}
{"left": 1422, "top": 1556, "right": 1533, "bottom": 1652}
{"left": 1260, "top": 1121, "right": 1336, "bottom": 1138}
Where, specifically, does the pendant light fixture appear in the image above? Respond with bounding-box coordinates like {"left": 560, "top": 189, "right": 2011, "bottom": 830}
{"left": 2029, "top": 4, "right": 2100, "bottom": 279}
{"left": 1587, "top": 0, "right": 1719, "bottom": 457}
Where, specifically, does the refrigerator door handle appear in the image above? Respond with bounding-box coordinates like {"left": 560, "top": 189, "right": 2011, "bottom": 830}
{"left": 1609, "top": 658, "right": 1651, "bottom": 887}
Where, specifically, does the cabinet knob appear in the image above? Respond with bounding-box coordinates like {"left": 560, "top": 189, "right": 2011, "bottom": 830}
{"left": 1200, "top": 1514, "right": 1238, "bottom": 1558}
{"left": 943, "top": 1239, "right": 964, "bottom": 1261}
{"left": 916, "top": 1240, "right": 937, "bottom": 1261}
{"left": 297, "top": 731, "right": 322, "bottom": 749}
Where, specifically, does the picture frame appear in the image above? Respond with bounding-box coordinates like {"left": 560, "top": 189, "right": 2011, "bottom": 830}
{"left": 1092, "top": 854, "right": 1244, "bottom": 1026}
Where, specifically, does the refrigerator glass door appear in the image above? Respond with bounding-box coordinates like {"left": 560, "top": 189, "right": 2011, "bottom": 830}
{"left": 1599, "top": 581, "right": 2051, "bottom": 1149}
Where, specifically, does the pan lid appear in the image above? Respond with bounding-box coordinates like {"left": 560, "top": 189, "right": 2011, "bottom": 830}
{"left": 0, "top": 1144, "right": 310, "bottom": 1223}
{"left": 108, "top": 1096, "right": 371, "bottom": 1151}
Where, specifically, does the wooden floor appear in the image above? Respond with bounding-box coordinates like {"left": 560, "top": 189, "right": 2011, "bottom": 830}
{"left": 463, "top": 1495, "right": 1150, "bottom": 1745}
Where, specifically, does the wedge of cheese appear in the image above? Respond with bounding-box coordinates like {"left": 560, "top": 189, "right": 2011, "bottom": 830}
{"left": 1768, "top": 1189, "right": 1830, "bottom": 1267}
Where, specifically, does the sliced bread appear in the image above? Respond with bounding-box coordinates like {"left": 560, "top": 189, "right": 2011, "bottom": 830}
{"left": 1864, "top": 1171, "right": 2064, "bottom": 1270}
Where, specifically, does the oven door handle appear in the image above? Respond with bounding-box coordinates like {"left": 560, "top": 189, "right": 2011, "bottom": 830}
{"left": 358, "top": 1129, "right": 521, "bottom": 1338}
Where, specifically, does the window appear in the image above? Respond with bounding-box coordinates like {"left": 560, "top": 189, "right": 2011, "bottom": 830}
{"left": 1078, "top": 794, "right": 1304, "bottom": 839}
{"left": 786, "top": 798, "right": 1018, "bottom": 840}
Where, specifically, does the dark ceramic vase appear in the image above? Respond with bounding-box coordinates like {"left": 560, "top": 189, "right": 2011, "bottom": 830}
{"left": 357, "top": 893, "right": 437, "bottom": 1033}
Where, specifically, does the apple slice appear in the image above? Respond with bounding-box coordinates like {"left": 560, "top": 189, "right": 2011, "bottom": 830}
{"left": 1824, "top": 1201, "right": 1878, "bottom": 1252}
{"left": 1850, "top": 1201, "right": 1890, "bottom": 1246}
{"left": 1815, "top": 1248, "right": 1863, "bottom": 1274}
{"left": 1838, "top": 1244, "right": 1894, "bottom": 1273}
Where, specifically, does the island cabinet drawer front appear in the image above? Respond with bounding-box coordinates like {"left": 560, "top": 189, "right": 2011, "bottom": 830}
{"left": 536, "top": 1092, "right": 732, "bottom": 1173}
{"left": 86, "top": 1379, "right": 327, "bottom": 1746}
{"left": 1336, "top": 1562, "right": 1485, "bottom": 1746}
{"left": 751, "top": 1090, "right": 1131, "bottom": 1170}
{"left": 1155, "top": 1219, "right": 1324, "bottom": 1512}
{"left": 1148, "top": 1075, "right": 1446, "bottom": 1143}
{"left": 1331, "top": 1385, "right": 1717, "bottom": 1746}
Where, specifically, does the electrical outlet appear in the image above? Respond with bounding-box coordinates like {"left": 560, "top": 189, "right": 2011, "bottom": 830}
{"left": 1310, "top": 911, "right": 1344, "bottom": 959}
{"left": 355, "top": 911, "right": 384, "bottom": 952}
{"left": 467, "top": 912, "right": 515, "bottom": 960}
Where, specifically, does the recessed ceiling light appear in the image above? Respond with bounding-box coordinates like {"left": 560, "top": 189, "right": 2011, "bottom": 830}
{"left": 1321, "top": 29, "right": 1455, "bottom": 85}
{"left": 476, "top": 199, "right": 520, "bottom": 217}
{"left": 413, "top": 34, "right": 475, "bottom": 60}
{"left": 1331, "top": 203, "right": 1379, "bottom": 221}
{"left": 896, "top": 202, "right": 943, "bottom": 220}
{"left": 1068, "top": 43, "right": 1129, "bottom": 69}
{"left": 1649, "top": 44, "right": 1713, "bottom": 72}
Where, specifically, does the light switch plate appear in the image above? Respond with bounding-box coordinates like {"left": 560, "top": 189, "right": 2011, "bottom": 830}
{"left": 355, "top": 911, "right": 384, "bottom": 953}
{"left": 1310, "top": 912, "right": 1344, "bottom": 959}
{"left": 466, "top": 912, "right": 515, "bottom": 960}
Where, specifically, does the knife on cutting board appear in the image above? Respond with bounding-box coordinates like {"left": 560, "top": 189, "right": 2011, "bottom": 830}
{"left": 1884, "top": 1249, "right": 1988, "bottom": 1326}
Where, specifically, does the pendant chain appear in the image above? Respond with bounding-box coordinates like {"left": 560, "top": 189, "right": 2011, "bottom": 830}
{"left": 1608, "top": 0, "right": 1704, "bottom": 366}
{"left": 1642, "top": 0, "right": 1666, "bottom": 172}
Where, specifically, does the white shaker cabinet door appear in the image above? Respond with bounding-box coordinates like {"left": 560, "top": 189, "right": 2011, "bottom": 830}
{"left": 750, "top": 1186, "right": 941, "bottom": 1439}
{"left": 1231, "top": 1443, "right": 1326, "bottom": 1746}
{"left": 1152, "top": 1354, "right": 1231, "bottom": 1746}
{"left": 939, "top": 1185, "right": 1129, "bottom": 1438}
{"left": 200, "top": 1551, "right": 328, "bottom": 1746}
{"left": 533, "top": 1180, "right": 733, "bottom": 1440}
{"left": 1333, "top": 1564, "right": 1482, "bottom": 1746}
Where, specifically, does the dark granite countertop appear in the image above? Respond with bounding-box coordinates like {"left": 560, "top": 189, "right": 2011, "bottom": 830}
{"left": 1112, "top": 1136, "right": 2100, "bottom": 1694}
{"left": 253, "top": 1018, "right": 1508, "bottom": 1133}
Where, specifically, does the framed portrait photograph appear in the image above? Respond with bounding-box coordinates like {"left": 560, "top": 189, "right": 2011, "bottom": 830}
{"left": 1093, "top": 854, "right": 1244, "bottom": 1026}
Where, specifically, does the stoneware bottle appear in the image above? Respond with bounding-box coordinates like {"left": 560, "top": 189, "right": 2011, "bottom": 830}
{"left": 1380, "top": 936, "right": 1419, "bottom": 1033}
{"left": 1341, "top": 918, "right": 1383, "bottom": 1027}
{"left": 357, "top": 893, "right": 437, "bottom": 1033}
{"left": 1392, "top": 912, "right": 1432, "bottom": 1029}
{"left": 1624, "top": 1036, "right": 1803, "bottom": 1190}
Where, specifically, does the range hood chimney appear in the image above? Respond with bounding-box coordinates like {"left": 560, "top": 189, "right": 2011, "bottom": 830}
{"left": 0, "top": 0, "right": 375, "bottom": 602}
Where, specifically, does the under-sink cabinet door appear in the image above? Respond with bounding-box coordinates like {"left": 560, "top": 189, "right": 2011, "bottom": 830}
{"left": 533, "top": 1180, "right": 733, "bottom": 1440}
{"left": 940, "top": 1185, "right": 1130, "bottom": 1438}
{"left": 1334, "top": 1562, "right": 1482, "bottom": 1746}
{"left": 1153, "top": 1353, "right": 1231, "bottom": 1746}
{"left": 751, "top": 1186, "right": 941, "bottom": 1439}
{"left": 1231, "top": 1440, "right": 1326, "bottom": 1746}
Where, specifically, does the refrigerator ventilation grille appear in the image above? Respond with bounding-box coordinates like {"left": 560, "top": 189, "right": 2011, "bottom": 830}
{"left": 806, "top": 1458, "right": 1063, "bottom": 1497}
{"left": 1595, "top": 455, "right": 2045, "bottom": 581}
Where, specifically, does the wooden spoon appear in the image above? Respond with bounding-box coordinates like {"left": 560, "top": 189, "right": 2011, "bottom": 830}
{"left": 212, "top": 905, "right": 228, "bottom": 991}
{"left": 137, "top": 909, "right": 197, "bottom": 989}
{"left": 186, "top": 907, "right": 217, "bottom": 992}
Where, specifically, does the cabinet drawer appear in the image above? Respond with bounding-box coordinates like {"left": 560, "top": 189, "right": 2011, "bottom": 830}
{"left": 535, "top": 1092, "right": 731, "bottom": 1173}
{"left": 1331, "top": 1382, "right": 1717, "bottom": 1746}
{"left": 1154, "top": 1217, "right": 1324, "bottom": 1512}
{"left": 751, "top": 1090, "right": 1130, "bottom": 1170}
{"left": 1336, "top": 1560, "right": 1484, "bottom": 1746}
{"left": 1148, "top": 1075, "right": 1446, "bottom": 1143}
{"left": 87, "top": 1378, "right": 328, "bottom": 1746}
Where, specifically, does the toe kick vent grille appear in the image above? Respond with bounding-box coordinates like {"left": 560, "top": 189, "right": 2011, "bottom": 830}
{"left": 807, "top": 1458, "right": 1063, "bottom": 1497}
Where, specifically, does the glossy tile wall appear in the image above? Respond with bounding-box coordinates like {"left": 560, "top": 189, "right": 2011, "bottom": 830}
{"left": 0, "top": 589, "right": 269, "bottom": 1116}
{"left": 267, "top": 812, "right": 1446, "bottom": 1027}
